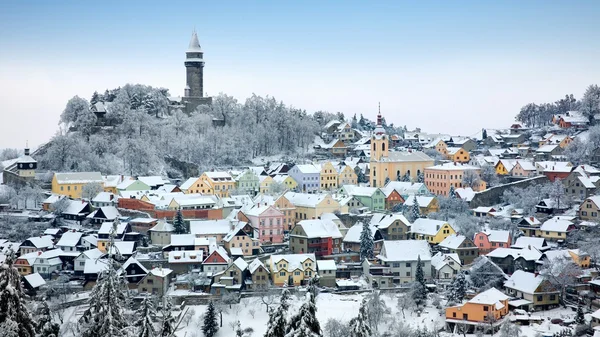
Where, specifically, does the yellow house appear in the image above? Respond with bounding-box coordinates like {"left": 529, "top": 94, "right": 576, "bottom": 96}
{"left": 259, "top": 175, "right": 274, "bottom": 194}
{"left": 199, "top": 171, "right": 235, "bottom": 197}
{"left": 494, "top": 160, "right": 515, "bottom": 176}
{"left": 274, "top": 194, "right": 297, "bottom": 232}
{"left": 410, "top": 218, "right": 455, "bottom": 244}
{"left": 319, "top": 162, "right": 338, "bottom": 191}
{"left": 273, "top": 175, "right": 297, "bottom": 191}
{"left": 336, "top": 165, "right": 358, "bottom": 186}
{"left": 569, "top": 249, "right": 590, "bottom": 268}
{"left": 269, "top": 254, "right": 316, "bottom": 286}
{"left": 536, "top": 218, "right": 575, "bottom": 241}
{"left": 52, "top": 172, "right": 104, "bottom": 198}
{"left": 403, "top": 195, "right": 439, "bottom": 215}
{"left": 446, "top": 147, "right": 470, "bottom": 163}
{"left": 284, "top": 192, "right": 340, "bottom": 222}
{"left": 434, "top": 139, "right": 448, "bottom": 156}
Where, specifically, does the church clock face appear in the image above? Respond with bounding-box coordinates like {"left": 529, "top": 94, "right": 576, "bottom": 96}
{"left": 29, "top": 163, "right": 33, "bottom": 168}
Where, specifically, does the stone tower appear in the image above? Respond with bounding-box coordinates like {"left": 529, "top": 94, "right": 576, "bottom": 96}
{"left": 185, "top": 30, "right": 204, "bottom": 98}
{"left": 182, "top": 30, "right": 212, "bottom": 114}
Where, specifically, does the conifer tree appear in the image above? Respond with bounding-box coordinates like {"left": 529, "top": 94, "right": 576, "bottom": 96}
{"left": 412, "top": 255, "right": 427, "bottom": 307}
{"left": 447, "top": 271, "right": 467, "bottom": 304}
{"left": 411, "top": 195, "right": 421, "bottom": 221}
{"left": 417, "top": 172, "right": 424, "bottom": 183}
{"left": 286, "top": 276, "right": 321, "bottom": 337}
{"left": 349, "top": 299, "right": 372, "bottom": 337}
{"left": 264, "top": 289, "right": 291, "bottom": 337}
{"left": 173, "top": 209, "right": 186, "bottom": 234}
{"left": 576, "top": 302, "right": 585, "bottom": 325}
{"left": 202, "top": 301, "right": 219, "bottom": 337}
{"left": 0, "top": 250, "right": 36, "bottom": 337}
{"left": 135, "top": 295, "right": 157, "bottom": 337}
{"left": 78, "top": 221, "right": 130, "bottom": 337}
{"left": 449, "top": 185, "right": 456, "bottom": 198}
{"left": 159, "top": 297, "right": 176, "bottom": 337}
{"left": 359, "top": 222, "right": 374, "bottom": 261}
{"left": 36, "top": 301, "right": 60, "bottom": 337}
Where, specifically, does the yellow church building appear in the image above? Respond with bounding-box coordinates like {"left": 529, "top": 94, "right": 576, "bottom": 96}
{"left": 370, "top": 111, "right": 434, "bottom": 187}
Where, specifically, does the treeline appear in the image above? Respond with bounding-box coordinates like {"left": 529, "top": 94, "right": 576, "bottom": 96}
{"left": 515, "top": 84, "right": 600, "bottom": 127}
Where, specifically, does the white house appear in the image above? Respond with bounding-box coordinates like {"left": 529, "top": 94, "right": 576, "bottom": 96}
{"left": 376, "top": 240, "right": 432, "bottom": 284}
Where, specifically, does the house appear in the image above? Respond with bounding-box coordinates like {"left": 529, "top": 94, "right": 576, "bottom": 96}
{"left": 15, "top": 252, "right": 39, "bottom": 275}
{"left": 222, "top": 221, "right": 261, "bottom": 256}
{"left": 473, "top": 230, "right": 512, "bottom": 255}
{"left": 543, "top": 249, "right": 590, "bottom": 268}
{"left": 240, "top": 205, "right": 285, "bottom": 243}
{"left": 383, "top": 181, "right": 430, "bottom": 199}
{"left": 430, "top": 252, "right": 461, "bottom": 282}
{"left": 445, "top": 147, "right": 470, "bottom": 163}
{"left": 117, "top": 179, "right": 151, "bottom": 192}
{"left": 334, "top": 122, "right": 355, "bottom": 143}
{"left": 564, "top": 171, "right": 600, "bottom": 201}
{"left": 537, "top": 217, "right": 576, "bottom": 241}
{"left": 289, "top": 219, "right": 342, "bottom": 256}
{"left": 197, "top": 171, "right": 235, "bottom": 197}
{"left": 55, "top": 231, "right": 84, "bottom": 252}
{"left": 511, "top": 160, "right": 537, "bottom": 178}
{"left": 486, "top": 246, "right": 542, "bottom": 274}
{"left": 450, "top": 138, "right": 477, "bottom": 152}
{"left": 97, "top": 221, "right": 131, "bottom": 252}
{"left": 504, "top": 270, "right": 559, "bottom": 311}
{"left": 273, "top": 175, "right": 297, "bottom": 191}
{"left": 579, "top": 196, "right": 600, "bottom": 221}
{"left": 91, "top": 192, "right": 118, "bottom": 207}
{"left": 86, "top": 206, "right": 120, "bottom": 225}
{"left": 23, "top": 273, "right": 46, "bottom": 294}
{"left": 138, "top": 268, "right": 172, "bottom": 297}
{"left": 472, "top": 206, "right": 496, "bottom": 218}
{"left": 214, "top": 258, "right": 249, "bottom": 293}
{"left": 381, "top": 187, "right": 405, "bottom": 210}
{"left": 148, "top": 219, "right": 174, "bottom": 246}
{"left": 495, "top": 159, "right": 516, "bottom": 176}
{"left": 517, "top": 216, "right": 542, "bottom": 237}
{"left": 541, "top": 162, "right": 573, "bottom": 182}
{"left": 258, "top": 175, "right": 274, "bottom": 194}
{"left": 512, "top": 237, "right": 548, "bottom": 251}
{"left": 437, "top": 234, "right": 479, "bottom": 265}
{"left": 535, "top": 198, "right": 569, "bottom": 215}
{"left": 202, "top": 247, "right": 231, "bottom": 274}
{"left": 137, "top": 176, "right": 169, "bottom": 190}
{"left": 369, "top": 213, "right": 411, "bottom": 240}
{"left": 83, "top": 258, "right": 110, "bottom": 288}
{"left": 189, "top": 219, "right": 233, "bottom": 243}
{"left": 162, "top": 234, "right": 208, "bottom": 255}
{"left": 32, "top": 248, "right": 63, "bottom": 278}
{"left": 454, "top": 187, "right": 475, "bottom": 203}
{"left": 74, "top": 248, "right": 105, "bottom": 275}
{"left": 556, "top": 111, "right": 589, "bottom": 128}
{"left": 269, "top": 254, "right": 316, "bottom": 286}
{"left": 128, "top": 217, "right": 158, "bottom": 235}
{"left": 410, "top": 218, "right": 455, "bottom": 244}
{"left": 334, "top": 195, "right": 366, "bottom": 214}
{"left": 335, "top": 165, "right": 358, "bottom": 186}
{"left": 403, "top": 195, "right": 439, "bottom": 215}
{"left": 121, "top": 256, "right": 149, "bottom": 287}
{"left": 424, "top": 163, "right": 486, "bottom": 196}
{"left": 284, "top": 192, "right": 340, "bottom": 222}
{"left": 376, "top": 240, "right": 432, "bottom": 284}
{"left": 342, "top": 222, "right": 383, "bottom": 255}
{"left": 540, "top": 134, "right": 573, "bottom": 149}
{"left": 318, "top": 162, "right": 338, "bottom": 191}
{"left": 341, "top": 185, "right": 386, "bottom": 211}
{"left": 316, "top": 260, "right": 337, "bottom": 288}
{"left": 52, "top": 172, "right": 103, "bottom": 198}
{"left": 61, "top": 200, "right": 92, "bottom": 222}
{"left": 19, "top": 236, "right": 54, "bottom": 255}
{"left": 234, "top": 169, "right": 260, "bottom": 195}
{"left": 82, "top": 235, "right": 98, "bottom": 249}
{"left": 445, "top": 288, "right": 509, "bottom": 331}
{"left": 248, "top": 258, "right": 270, "bottom": 290}
{"left": 272, "top": 194, "right": 296, "bottom": 232}
{"left": 288, "top": 164, "right": 321, "bottom": 193}
{"left": 536, "top": 145, "right": 563, "bottom": 160}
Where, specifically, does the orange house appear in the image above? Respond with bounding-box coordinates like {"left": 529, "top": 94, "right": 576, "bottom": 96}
{"left": 446, "top": 147, "right": 470, "bottom": 163}
{"left": 384, "top": 189, "right": 404, "bottom": 210}
{"left": 446, "top": 288, "right": 509, "bottom": 332}
{"left": 473, "top": 230, "right": 512, "bottom": 255}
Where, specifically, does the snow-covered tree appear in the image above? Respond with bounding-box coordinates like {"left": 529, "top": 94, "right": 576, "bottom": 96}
{"left": 461, "top": 170, "right": 481, "bottom": 189}
{"left": 412, "top": 255, "right": 427, "bottom": 307}
{"left": 60, "top": 95, "right": 90, "bottom": 125}
{"left": 265, "top": 289, "right": 291, "bottom": 337}
{"left": 359, "top": 222, "right": 374, "bottom": 261}
{"left": 286, "top": 280, "right": 321, "bottom": 337}
{"left": 396, "top": 294, "right": 415, "bottom": 319}
{"left": 401, "top": 172, "right": 411, "bottom": 182}
{"left": 540, "top": 256, "right": 581, "bottom": 306}
{"left": 36, "top": 301, "right": 60, "bottom": 337}
{"left": 134, "top": 295, "right": 157, "bottom": 337}
{"left": 173, "top": 209, "right": 186, "bottom": 234}
{"left": 78, "top": 222, "right": 130, "bottom": 337}
{"left": 159, "top": 297, "right": 176, "bottom": 337}
{"left": 323, "top": 319, "right": 350, "bottom": 337}
{"left": 449, "top": 185, "right": 456, "bottom": 198}
{"left": 0, "top": 250, "right": 37, "bottom": 337}
{"left": 575, "top": 302, "right": 585, "bottom": 325}
{"left": 365, "top": 291, "right": 388, "bottom": 333}
{"left": 82, "top": 182, "right": 104, "bottom": 201}
{"left": 202, "top": 301, "right": 219, "bottom": 337}
{"left": 580, "top": 84, "right": 600, "bottom": 120}
{"left": 498, "top": 320, "right": 521, "bottom": 337}
{"left": 447, "top": 271, "right": 467, "bottom": 304}
{"left": 348, "top": 299, "right": 372, "bottom": 337}
{"left": 417, "top": 172, "right": 424, "bottom": 183}
{"left": 547, "top": 178, "right": 568, "bottom": 211}
{"left": 410, "top": 195, "right": 421, "bottom": 221}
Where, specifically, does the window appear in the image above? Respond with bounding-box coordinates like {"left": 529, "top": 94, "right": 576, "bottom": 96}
{"left": 483, "top": 306, "right": 489, "bottom": 311}
{"left": 550, "top": 294, "right": 556, "bottom": 301}
{"left": 406, "top": 263, "right": 411, "bottom": 267}
{"left": 280, "top": 272, "right": 286, "bottom": 276}
{"left": 537, "top": 295, "right": 543, "bottom": 301}
{"left": 406, "top": 271, "right": 411, "bottom": 277}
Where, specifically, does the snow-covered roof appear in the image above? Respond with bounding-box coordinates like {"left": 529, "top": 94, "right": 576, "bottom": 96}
{"left": 271, "top": 254, "right": 316, "bottom": 272}
{"left": 232, "top": 257, "right": 248, "bottom": 271}
{"left": 486, "top": 247, "right": 542, "bottom": 261}
{"left": 515, "top": 160, "right": 536, "bottom": 171}
{"left": 22, "top": 236, "right": 54, "bottom": 249}
{"left": 243, "top": 205, "right": 271, "bottom": 217}
{"left": 504, "top": 270, "right": 548, "bottom": 294}
{"left": 425, "top": 163, "right": 480, "bottom": 171}
{"left": 543, "top": 249, "right": 572, "bottom": 262}
{"left": 537, "top": 144, "right": 560, "bottom": 153}
{"left": 92, "top": 192, "right": 117, "bottom": 203}
{"left": 512, "top": 237, "right": 546, "bottom": 250}
{"left": 87, "top": 206, "right": 120, "bottom": 220}
{"left": 121, "top": 256, "right": 148, "bottom": 274}
{"left": 296, "top": 219, "right": 342, "bottom": 239}
{"left": 223, "top": 221, "right": 250, "bottom": 242}
{"left": 293, "top": 164, "right": 320, "bottom": 174}
{"left": 82, "top": 235, "right": 98, "bottom": 247}
{"left": 377, "top": 240, "right": 431, "bottom": 262}
{"left": 482, "top": 230, "right": 510, "bottom": 243}
{"left": 149, "top": 219, "right": 174, "bottom": 232}
{"left": 284, "top": 192, "right": 332, "bottom": 208}
{"left": 180, "top": 177, "right": 199, "bottom": 190}
{"left": 343, "top": 185, "right": 380, "bottom": 197}
{"left": 54, "top": 172, "right": 102, "bottom": 184}
{"left": 248, "top": 258, "right": 266, "bottom": 274}
{"left": 317, "top": 260, "right": 337, "bottom": 271}
{"left": 381, "top": 181, "right": 427, "bottom": 197}
{"left": 79, "top": 248, "right": 105, "bottom": 260}
{"left": 468, "top": 287, "right": 509, "bottom": 308}
{"left": 538, "top": 161, "right": 572, "bottom": 173}
{"left": 98, "top": 221, "right": 128, "bottom": 235}
{"left": 410, "top": 218, "right": 449, "bottom": 236}
{"left": 454, "top": 187, "right": 475, "bottom": 202}
{"left": 56, "top": 231, "right": 83, "bottom": 248}
{"left": 431, "top": 252, "right": 461, "bottom": 271}
{"left": 84, "top": 258, "right": 110, "bottom": 274}
{"left": 42, "top": 194, "right": 65, "bottom": 205}
{"left": 438, "top": 234, "right": 466, "bottom": 250}
{"left": 384, "top": 151, "right": 433, "bottom": 163}
{"left": 540, "top": 218, "right": 573, "bottom": 233}
{"left": 168, "top": 250, "right": 203, "bottom": 264}
{"left": 109, "top": 241, "right": 135, "bottom": 256}
{"left": 62, "top": 200, "right": 90, "bottom": 216}
{"left": 343, "top": 222, "right": 377, "bottom": 243}
{"left": 149, "top": 267, "right": 173, "bottom": 278}
{"left": 24, "top": 273, "right": 46, "bottom": 288}
{"left": 403, "top": 195, "right": 436, "bottom": 208}
{"left": 369, "top": 213, "right": 410, "bottom": 230}
{"left": 189, "top": 219, "right": 232, "bottom": 235}
{"left": 138, "top": 176, "right": 169, "bottom": 187}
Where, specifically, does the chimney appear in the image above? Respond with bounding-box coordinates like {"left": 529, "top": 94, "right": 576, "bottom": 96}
{"left": 38, "top": 251, "right": 42, "bottom": 256}
{"left": 530, "top": 216, "right": 534, "bottom": 221}
{"left": 528, "top": 245, "right": 531, "bottom": 250}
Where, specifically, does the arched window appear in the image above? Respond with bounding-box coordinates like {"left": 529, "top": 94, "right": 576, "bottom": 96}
{"left": 382, "top": 143, "right": 386, "bottom": 151}
{"left": 372, "top": 143, "right": 376, "bottom": 151}
{"left": 397, "top": 170, "right": 401, "bottom": 178}
{"left": 407, "top": 170, "right": 411, "bottom": 177}
{"left": 417, "top": 169, "right": 421, "bottom": 176}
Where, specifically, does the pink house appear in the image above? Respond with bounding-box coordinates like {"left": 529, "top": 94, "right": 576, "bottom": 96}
{"left": 473, "top": 230, "right": 512, "bottom": 255}
{"left": 240, "top": 205, "right": 285, "bottom": 243}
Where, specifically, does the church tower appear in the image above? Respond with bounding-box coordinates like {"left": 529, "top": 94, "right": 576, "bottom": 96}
{"left": 16, "top": 144, "right": 37, "bottom": 178}
{"left": 371, "top": 104, "right": 389, "bottom": 161}
{"left": 185, "top": 30, "right": 204, "bottom": 98}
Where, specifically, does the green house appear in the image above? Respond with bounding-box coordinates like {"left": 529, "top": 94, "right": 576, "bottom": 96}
{"left": 235, "top": 169, "right": 260, "bottom": 195}
{"left": 117, "top": 179, "right": 151, "bottom": 191}
{"left": 342, "top": 185, "right": 386, "bottom": 211}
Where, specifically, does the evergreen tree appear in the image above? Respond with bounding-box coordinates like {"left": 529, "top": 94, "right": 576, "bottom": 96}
{"left": 235, "top": 320, "right": 243, "bottom": 337}
{"left": 285, "top": 288, "right": 322, "bottom": 337}
{"left": 36, "top": 301, "right": 60, "bottom": 337}
{"left": 159, "top": 298, "right": 176, "bottom": 337}
{"left": 447, "top": 271, "right": 467, "bottom": 304}
{"left": 449, "top": 185, "right": 456, "bottom": 198}
{"left": 202, "top": 301, "right": 219, "bottom": 337}
{"left": 384, "top": 177, "right": 390, "bottom": 185}
{"left": 415, "top": 255, "right": 425, "bottom": 288}
{"left": 91, "top": 91, "right": 100, "bottom": 106}
{"left": 482, "top": 129, "right": 488, "bottom": 140}
{"left": 411, "top": 196, "right": 421, "bottom": 221}
{"left": 351, "top": 114, "right": 358, "bottom": 129}
{"left": 412, "top": 255, "right": 427, "bottom": 307}
{"left": 576, "top": 302, "right": 585, "bottom": 324}
{"left": 135, "top": 295, "right": 157, "bottom": 337}
{"left": 359, "top": 221, "right": 374, "bottom": 261}
{"left": 78, "top": 222, "right": 130, "bottom": 337}
{"left": 0, "top": 250, "right": 37, "bottom": 337}
{"left": 173, "top": 209, "right": 186, "bottom": 234}
{"left": 349, "top": 299, "right": 372, "bottom": 337}
{"left": 417, "top": 172, "right": 424, "bottom": 183}
{"left": 264, "top": 289, "right": 291, "bottom": 337}
{"left": 401, "top": 172, "right": 411, "bottom": 182}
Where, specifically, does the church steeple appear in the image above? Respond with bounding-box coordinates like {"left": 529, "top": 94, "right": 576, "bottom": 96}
{"left": 187, "top": 29, "right": 202, "bottom": 52}
{"left": 374, "top": 102, "right": 386, "bottom": 136}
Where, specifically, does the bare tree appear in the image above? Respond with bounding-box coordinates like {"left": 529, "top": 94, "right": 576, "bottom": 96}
{"left": 540, "top": 256, "right": 582, "bottom": 306}
{"left": 81, "top": 182, "right": 104, "bottom": 201}
{"left": 396, "top": 294, "right": 415, "bottom": 319}
{"left": 255, "top": 286, "right": 279, "bottom": 313}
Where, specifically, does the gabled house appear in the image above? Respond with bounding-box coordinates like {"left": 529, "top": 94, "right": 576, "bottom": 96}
{"left": 430, "top": 252, "right": 461, "bottom": 282}
{"left": 288, "top": 164, "right": 321, "bottom": 193}
{"left": 336, "top": 165, "right": 358, "bottom": 186}
{"left": 403, "top": 195, "right": 439, "bottom": 215}
{"left": 269, "top": 254, "right": 316, "bottom": 286}
{"left": 91, "top": 192, "right": 118, "bottom": 208}
{"left": 342, "top": 222, "right": 383, "bottom": 255}
{"left": 61, "top": 200, "right": 92, "bottom": 222}
{"left": 437, "top": 234, "right": 479, "bottom": 265}
{"left": 20, "top": 236, "right": 54, "bottom": 255}
{"left": 121, "top": 256, "right": 149, "bottom": 287}
{"left": 376, "top": 240, "right": 432, "bottom": 284}
{"left": 369, "top": 213, "right": 411, "bottom": 240}
{"left": 410, "top": 218, "right": 455, "bottom": 244}
{"left": 503, "top": 270, "right": 559, "bottom": 311}
{"left": 535, "top": 198, "right": 569, "bottom": 215}
{"left": 258, "top": 175, "right": 274, "bottom": 194}
{"left": 517, "top": 216, "right": 542, "bottom": 237}
{"left": 579, "top": 196, "right": 600, "bottom": 221}
{"left": 284, "top": 192, "right": 340, "bottom": 222}
{"left": 86, "top": 206, "right": 120, "bottom": 225}
{"left": 202, "top": 247, "right": 230, "bottom": 274}
{"left": 55, "top": 231, "right": 84, "bottom": 252}
{"left": 289, "top": 219, "right": 343, "bottom": 256}
{"left": 316, "top": 260, "right": 338, "bottom": 287}
{"left": 138, "top": 268, "right": 172, "bottom": 297}
{"left": 74, "top": 248, "right": 105, "bottom": 275}
{"left": 148, "top": 219, "right": 174, "bottom": 246}
{"left": 511, "top": 160, "right": 537, "bottom": 178}
{"left": 97, "top": 221, "right": 131, "bottom": 252}
{"left": 272, "top": 175, "right": 297, "bottom": 192}
{"left": 537, "top": 217, "right": 576, "bottom": 241}
{"left": 248, "top": 258, "right": 270, "bottom": 290}
{"left": 511, "top": 236, "right": 548, "bottom": 251}
{"left": 486, "top": 246, "right": 542, "bottom": 274}
{"left": 381, "top": 188, "right": 405, "bottom": 211}
{"left": 167, "top": 250, "right": 203, "bottom": 275}
{"left": 240, "top": 205, "right": 285, "bottom": 243}
{"left": 473, "top": 230, "right": 512, "bottom": 255}
{"left": 32, "top": 248, "right": 63, "bottom": 279}
{"left": 214, "top": 257, "right": 249, "bottom": 293}
{"left": 341, "top": 185, "right": 386, "bottom": 211}
{"left": 445, "top": 288, "right": 509, "bottom": 331}
{"left": 222, "top": 221, "right": 261, "bottom": 256}
{"left": 446, "top": 147, "right": 470, "bottom": 163}
{"left": 564, "top": 171, "right": 600, "bottom": 201}
{"left": 52, "top": 172, "right": 103, "bottom": 198}
{"left": 318, "top": 162, "right": 338, "bottom": 191}
{"left": 116, "top": 179, "right": 151, "bottom": 192}
{"left": 233, "top": 169, "right": 260, "bottom": 196}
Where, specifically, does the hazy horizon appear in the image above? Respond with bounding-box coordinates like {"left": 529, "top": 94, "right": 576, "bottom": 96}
{"left": 1, "top": 0, "right": 600, "bottom": 149}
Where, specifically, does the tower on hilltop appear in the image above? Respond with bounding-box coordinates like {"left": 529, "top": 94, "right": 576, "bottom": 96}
{"left": 182, "top": 30, "right": 212, "bottom": 113}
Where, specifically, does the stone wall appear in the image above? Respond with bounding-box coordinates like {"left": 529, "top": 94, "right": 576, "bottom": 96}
{"left": 469, "top": 175, "right": 549, "bottom": 208}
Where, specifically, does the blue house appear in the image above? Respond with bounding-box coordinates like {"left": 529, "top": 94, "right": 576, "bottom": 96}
{"left": 289, "top": 164, "right": 321, "bottom": 193}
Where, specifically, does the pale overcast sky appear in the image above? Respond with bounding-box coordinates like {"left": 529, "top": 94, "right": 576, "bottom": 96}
{"left": 1, "top": 1, "right": 600, "bottom": 149}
